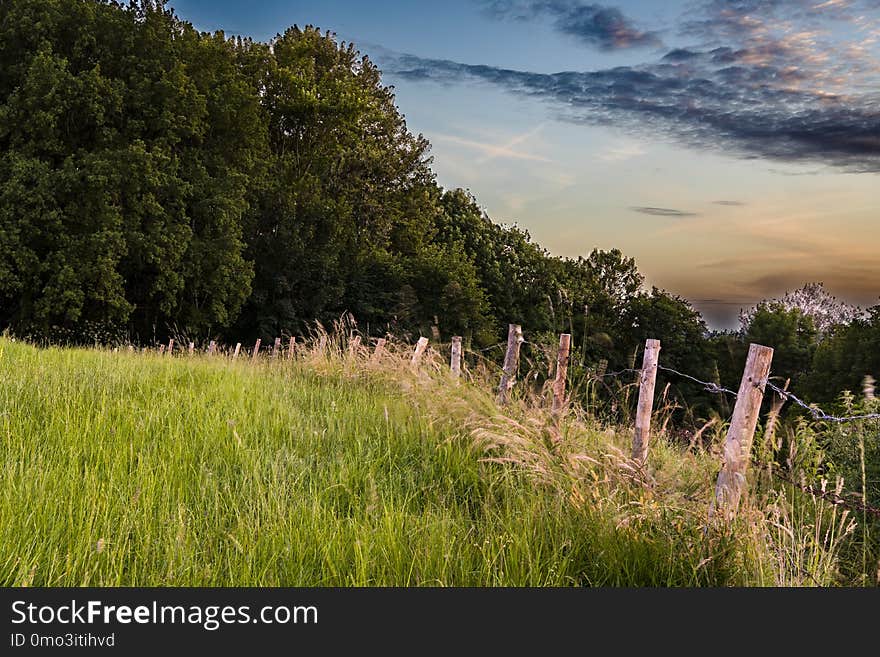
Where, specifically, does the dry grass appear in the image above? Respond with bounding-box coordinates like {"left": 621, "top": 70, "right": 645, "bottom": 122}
{"left": 0, "top": 322, "right": 867, "bottom": 586}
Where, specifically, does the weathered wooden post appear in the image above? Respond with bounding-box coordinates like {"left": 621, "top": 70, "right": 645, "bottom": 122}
{"left": 371, "top": 338, "right": 387, "bottom": 364}
{"left": 552, "top": 333, "right": 572, "bottom": 415}
{"left": 158, "top": 344, "right": 165, "bottom": 355}
{"left": 231, "top": 342, "right": 240, "bottom": 360}
{"left": 497, "top": 324, "right": 523, "bottom": 405}
{"left": 713, "top": 343, "right": 774, "bottom": 519}
{"left": 167, "top": 339, "right": 174, "bottom": 356}
{"left": 349, "top": 335, "right": 361, "bottom": 357}
{"left": 411, "top": 337, "right": 429, "bottom": 366}
{"left": 450, "top": 336, "right": 463, "bottom": 378}
{"left": 272, "top": 337, "right": 281, "bottom": 358}
{"left": 188, "top": 342, "right": 194, "bottom": 356}
{"left": 288, "top": 337, "right": 296, "bottom": 360}
{"left": 631, "top": 339, "right": 661, "bottom": 464}
{"left": 208, "top": 340, "right": 216, "bottom": 355}
{"left": 252, "top": 338, "right": 261, "bottom": 360}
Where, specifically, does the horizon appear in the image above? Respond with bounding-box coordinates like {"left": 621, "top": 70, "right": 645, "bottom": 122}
{"left": 167, "top": 0, "right": 880, "bottom": 330}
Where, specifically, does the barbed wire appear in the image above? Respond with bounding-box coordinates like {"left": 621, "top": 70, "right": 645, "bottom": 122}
{"left": 656, "top": 365, "right": 739, "bottom": 397}
{"left": 476, "top": 342, "right": 508, "bottom": 353}
{"left": 592, "top": 367, "right": 639, "bottom": 380}
{"left": 575, "top": 362, "right": 740, "bottom": 397}
{"left": 462, "top": 337, "right": 879, "bottom": 518}
{"left": 476, "top": 338, "right": 879, "bottom": 425}
{"left": 764, "top": 380, "right": 880, "bottom": 424}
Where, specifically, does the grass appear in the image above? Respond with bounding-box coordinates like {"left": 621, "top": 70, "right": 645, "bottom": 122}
{"left": 0, "top": 335, "right": 868, "bottom": 586}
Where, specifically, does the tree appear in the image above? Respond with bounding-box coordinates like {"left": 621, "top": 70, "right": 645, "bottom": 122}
{"left": 806, "top": 305, "right": 880, "bottom": 404}
{"left": 0, "top": 0, "right": 263, "bottom": 340}
{"left": 744, "top": 302, "right": 818, "bottom": 390}
{"left": 739, "top": 282, "right": 861, "bottom": 336}
{"left": 233, "top": 25, "right": 438, "bottom": 339}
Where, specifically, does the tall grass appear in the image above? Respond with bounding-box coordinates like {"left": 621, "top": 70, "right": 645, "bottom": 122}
{"left": 0, "top": 334, "right": 865, "bottom": 586}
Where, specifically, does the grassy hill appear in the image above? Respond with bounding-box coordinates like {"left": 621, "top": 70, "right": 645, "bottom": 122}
{"left": 0, "top": 336, "right": 867, "bottom": 586}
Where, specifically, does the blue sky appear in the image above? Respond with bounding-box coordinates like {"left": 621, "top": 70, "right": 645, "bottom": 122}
{"left": 168, "top": 0, "right": 880, "bottom": 328}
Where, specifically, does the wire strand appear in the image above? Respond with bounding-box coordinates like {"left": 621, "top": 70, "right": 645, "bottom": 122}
{"left": 764, "top": 380, "right": 880, "bottom": 424}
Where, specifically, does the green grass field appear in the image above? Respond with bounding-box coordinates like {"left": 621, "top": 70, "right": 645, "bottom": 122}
{"left": 0, "top": 337, "right": 866, "bottom": 586}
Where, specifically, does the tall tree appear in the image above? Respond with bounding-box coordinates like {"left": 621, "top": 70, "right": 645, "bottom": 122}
{"left": 235, "top": 26, "right": 438, "bottom": 338}
{"left": 0, "top": 0, "right": 263, "bottom": 340}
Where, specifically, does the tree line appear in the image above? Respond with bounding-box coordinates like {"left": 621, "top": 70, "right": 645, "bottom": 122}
{"left": 1, "top": 0, "right": 877, "bottom": 415}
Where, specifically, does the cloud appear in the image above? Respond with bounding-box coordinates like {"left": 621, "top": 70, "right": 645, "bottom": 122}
{"left": 679, "top": 0, "right": 880, "bottom": 91}
{"left": 380, "top": 46, "right": 880, "bottom": 171}
{"left": 713, "top": 200, "right": 746, "bottom": 206}
{"left": 477, "top": 1, "right": 662, "bottom": 51}
{"left": 376, "top": 1, "right": 880, "bottom": 171}
{"left": 630, "top": 206, "right": 698, "bottom": 217}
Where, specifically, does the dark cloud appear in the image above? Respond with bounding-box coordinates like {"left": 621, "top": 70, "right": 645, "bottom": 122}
{"left": 713, "top": 200, "right": 746, "bottom": 206}
{"left": 679, "top": 0, "right": 874, "bottom": 43}
{"left": 679, "top": 1, "right": 880, "bottom": 83}
{"left": 378, "top": 0, "right": 880, "bottom": 172}
{"left": 382, "top": 50, "right": 880, "bottom": 172}
{"left": 478, "top": 1, "right": 662, "bottom": 51}
{"left": 662, "top": 48, "right": 701, "bottom": 62}
{"left": 630, "top": 206, "right": 698, "bottom": 217}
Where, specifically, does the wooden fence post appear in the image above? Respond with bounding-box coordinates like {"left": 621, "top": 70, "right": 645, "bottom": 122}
{"left": 552, "top": 333, "right": 571, "bottom": 415}
{"left": 371, "top": 338, "right": 387, "bottom": 364}
{"left": 411, "top": 337, "right": 429, "bottom": 366}
{"left": 450, "top": 336, "right": 463, "bottom": 378}
{"left": 288, "top": 336, "right": 296, "bottom": 360}
{"left": 497, "top": 324, "right": 523, "bottom": 405}
{"left": 208, "top": 340, "right": 216, "bottom": 355}
{"left": 158, "top": 344, "right": 165, "bottom": 355}
{"left": 349, "top": 335, "right": 361, "bottom": 357}
{"left": 233, "top": 342, "right": 241, "bottom": 360}
{"left": 631, "top": 339, "right": 661, "bottom": 465}
{"left": 167, "top": 339, "right": 174, "bottom": 356}
{"left": 713, "top": 343, "right": 774, "bottom": 519}
{"left": 272, "top": 337, "right": 281, "bottom": 358}
{"left": 188, "top": 342, "right": 194, "bottom": 356}
{"left": 252, "top": 338, "right": 261, "bottom": 360}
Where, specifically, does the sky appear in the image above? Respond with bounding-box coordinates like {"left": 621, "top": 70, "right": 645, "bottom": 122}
{"left": 167, "top": 0, "right": 880, "bottom": 329}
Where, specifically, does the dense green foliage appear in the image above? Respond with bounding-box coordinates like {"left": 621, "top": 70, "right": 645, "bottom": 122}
{"left": 0, "top": 0, "right": 263, "bottom": 338}
{"left": 0, "top": 0, "right": 877, "bottom": 421}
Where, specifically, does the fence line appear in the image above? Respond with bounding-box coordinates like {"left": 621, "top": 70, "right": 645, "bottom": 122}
{"left": 656, "top": 365, "right": 739, "bottom": 397}
{"left": 588, "top": 359, "right": 878, "bottom": 425}
{"left": 21, "top": 324, "right": 879, "bottom": 520}
{"left": 125, "top": 331, "right": 878, "bottom": 428}
{"left": 764, "top": 380, "right": 880, "bottom": 424}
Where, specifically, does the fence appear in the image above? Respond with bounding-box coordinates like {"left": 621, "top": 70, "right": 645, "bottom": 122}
{"left": 119, "top": 323, "right": 878, "bottom": 521}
